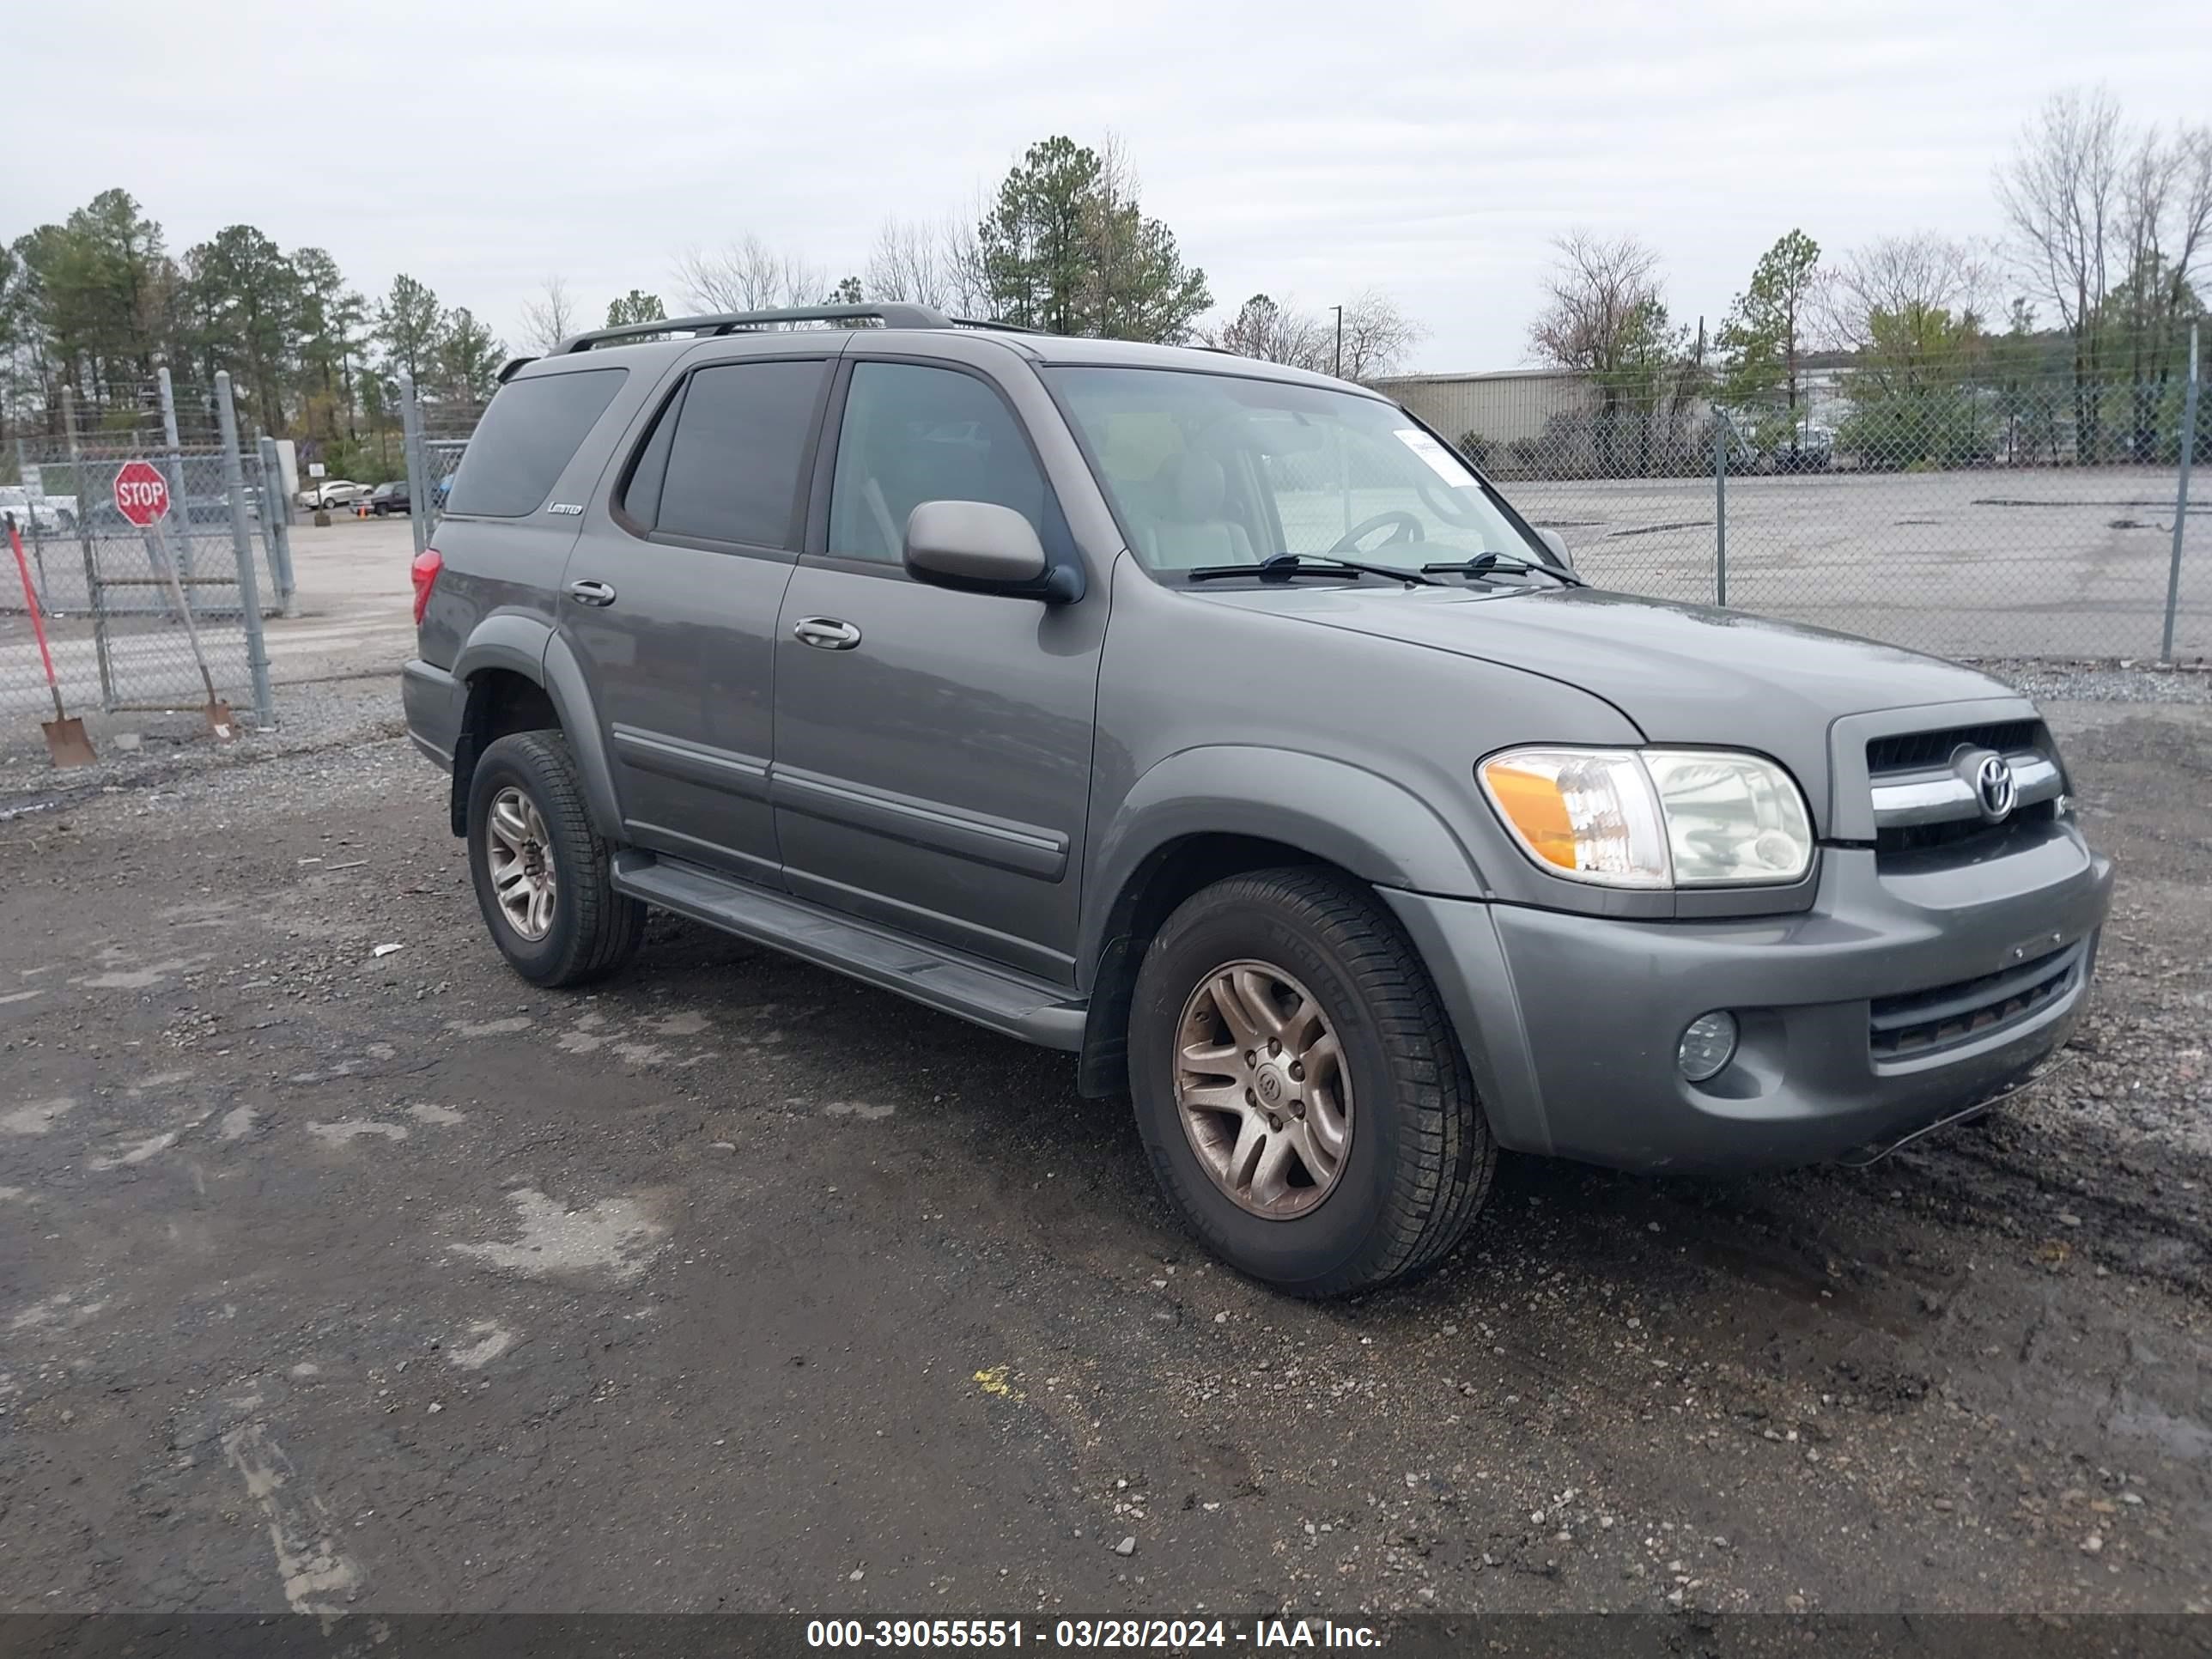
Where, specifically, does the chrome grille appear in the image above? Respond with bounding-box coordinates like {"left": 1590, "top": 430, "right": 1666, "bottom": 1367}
{"left": 1866, "top": 720, "right": 2064, "bottom": 858}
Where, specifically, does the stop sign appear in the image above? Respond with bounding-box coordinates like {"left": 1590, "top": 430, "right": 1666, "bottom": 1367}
{"left": 113, "top": 459, "right": 171, "bottom": 527}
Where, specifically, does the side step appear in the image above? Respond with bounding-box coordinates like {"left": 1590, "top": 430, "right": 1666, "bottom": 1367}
{"left": 610, "top": 851, "right": 1087, "bottom": 1050}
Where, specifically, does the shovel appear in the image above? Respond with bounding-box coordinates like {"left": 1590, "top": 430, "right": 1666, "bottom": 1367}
{"left": 147, "top": 516, "right": 234, "bottom": 740}
{"left": 6, "top": 518, "right": 96, "bottom": 767}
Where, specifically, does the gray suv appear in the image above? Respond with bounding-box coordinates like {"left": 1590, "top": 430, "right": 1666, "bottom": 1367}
{"left": 404, "top": 304, "right": 2112, "bottom": 1297}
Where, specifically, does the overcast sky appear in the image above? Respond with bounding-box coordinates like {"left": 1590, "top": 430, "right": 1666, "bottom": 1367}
{"left": 10, "top": 0, "right": 2210, "bottom": 371}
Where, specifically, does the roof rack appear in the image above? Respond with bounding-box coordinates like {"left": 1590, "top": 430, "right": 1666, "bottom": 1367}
{"left": 556, "top": 303, "right": 957, "bottom": 353}
{"left": 947, "top": 315, "right": 1048, "bottom": 337}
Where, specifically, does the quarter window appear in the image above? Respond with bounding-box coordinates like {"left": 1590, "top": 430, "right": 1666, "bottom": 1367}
{"left": 443, "top": 368, "right": 626, "bottom": 518}
{"left": 827, "top": 362, "right": 1048, "bottom": 564}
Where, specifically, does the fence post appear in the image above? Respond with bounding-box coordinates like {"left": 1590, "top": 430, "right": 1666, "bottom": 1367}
{"left": 61, "top": 386, "right": 118, "bottom": 710}
{"left": 258, "top": 434, "right": 298, "bottom": 614}
{"left": 214, "top": 373, "right": 276, "bottom": 726}
{"left": 1712, "top": 410, "right": 1729, "bottom": 608}
{"left": 398, "top": 374, "right": 431, "bottom": 557}
{"left": 156, "top": 367, "right": 194, "bottom": 584}
{"left": 2163, "top": 324, "right": 2200, "bottom": 664}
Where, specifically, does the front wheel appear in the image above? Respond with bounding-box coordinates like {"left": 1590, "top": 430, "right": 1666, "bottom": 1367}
{"left": 465, "top": 731, "right": 646, "bottom": 988}
{"left": 1128, "top": 867, "right": 1495, "bottom": 1297}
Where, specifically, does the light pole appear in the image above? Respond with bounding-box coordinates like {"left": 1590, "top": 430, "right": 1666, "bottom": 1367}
{"left": 1332, "top": 305, "right": 1343, "bottom": 379}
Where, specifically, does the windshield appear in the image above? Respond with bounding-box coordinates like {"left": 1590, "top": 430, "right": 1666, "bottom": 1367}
{"left": 1046, "top": 365, "right": 1553, "bottom": 579}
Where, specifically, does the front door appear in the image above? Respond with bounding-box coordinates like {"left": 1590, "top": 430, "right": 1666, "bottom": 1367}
{"left": 560, "top": 350, "right": 831, "bottom": 885}
{"left": 770, "top": 356, "right": 1105, "bottom": 984}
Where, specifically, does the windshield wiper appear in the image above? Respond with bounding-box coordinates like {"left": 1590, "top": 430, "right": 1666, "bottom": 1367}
{"left": 1419, "top": 552, "right": 1584, "bottom": 587}
{"left": 1187, "top": 553, "right": 1438, "bottom": 587}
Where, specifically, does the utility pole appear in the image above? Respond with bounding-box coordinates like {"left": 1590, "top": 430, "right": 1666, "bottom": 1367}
{"left": 1333, "top": 306, "right": 1344, "bottom": 379}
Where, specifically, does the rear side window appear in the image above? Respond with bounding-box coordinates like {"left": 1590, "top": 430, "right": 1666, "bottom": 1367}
{"left": 654, "top": 360, "right": 828, "bottom": 548}
{"left": 444, "top": 368, "right": 626, "bottom": 517}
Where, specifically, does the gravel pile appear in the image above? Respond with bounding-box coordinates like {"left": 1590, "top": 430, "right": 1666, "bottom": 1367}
{"left": 1972, "top": 659, "right": 2212, "bottom": 704}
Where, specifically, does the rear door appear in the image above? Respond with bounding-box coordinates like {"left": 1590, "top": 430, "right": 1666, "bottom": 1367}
{"left": 769, "top": 346, "right": 1108, "bottom": 984}
{"left": 558, "top": 342, "right": 836, "bottom": 885}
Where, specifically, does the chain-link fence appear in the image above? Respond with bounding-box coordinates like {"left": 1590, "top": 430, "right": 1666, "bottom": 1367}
{"left": 1382, "top": 335, "right": 2206, "bottom": 663}
{"left": 390, "top": 343, "right": 2204, "bottom": 665}
{"left": 3, "top": 370, "right": 282, "bottom": 736}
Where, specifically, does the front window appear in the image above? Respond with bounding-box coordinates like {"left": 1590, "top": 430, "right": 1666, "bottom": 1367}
{"left": 1046, "top": 366, "right": 1551, "bottom": 578}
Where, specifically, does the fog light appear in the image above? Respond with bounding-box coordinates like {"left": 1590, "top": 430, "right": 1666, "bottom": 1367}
{"left": 1677, "top": 1012, "right": 1738, "bottom": 1082}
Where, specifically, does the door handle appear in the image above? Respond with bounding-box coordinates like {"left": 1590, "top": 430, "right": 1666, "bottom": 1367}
{"left": 792, "top": 617, "right": 862, "bottom": 650}
{"left": 566, "top": 579, "right": 617, "bottom": 607}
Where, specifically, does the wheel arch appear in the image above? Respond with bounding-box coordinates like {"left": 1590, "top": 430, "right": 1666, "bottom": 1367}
{"left": 1073, "top": 747, "right": 1488, "bottom": 1098}
{"left": 448, "top": 619, "right": 620, "bottom": 839}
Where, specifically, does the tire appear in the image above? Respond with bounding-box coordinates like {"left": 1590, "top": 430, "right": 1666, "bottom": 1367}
{"left": 465, "top": 730, "right": 646, "bottom": 988}
{"left": 1128, "top": 866, "right": 1495, "bottom": 1297}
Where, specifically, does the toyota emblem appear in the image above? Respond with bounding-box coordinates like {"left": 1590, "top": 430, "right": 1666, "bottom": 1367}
{"left": 1974, "top": 753, "right": 2016, "bottom": 822}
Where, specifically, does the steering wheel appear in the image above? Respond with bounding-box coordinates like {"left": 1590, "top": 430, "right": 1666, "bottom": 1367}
{"left": 1329, "top": 510, "right": 1425, "bottom": 555}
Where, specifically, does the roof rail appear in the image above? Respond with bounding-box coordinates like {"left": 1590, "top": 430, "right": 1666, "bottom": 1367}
{"left": 947, "top": 315, "right": 1048, "bottom": 337}
{"left": 556, "top": 303, "right": 956, "bottom": 353}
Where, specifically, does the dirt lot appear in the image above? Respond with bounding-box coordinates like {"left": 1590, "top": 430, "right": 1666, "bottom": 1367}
{"left": 1, "top": 694, "right": 2209, "bottom": 1618}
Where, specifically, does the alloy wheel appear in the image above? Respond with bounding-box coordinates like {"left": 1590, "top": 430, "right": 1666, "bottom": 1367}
{"left": 1172, "top": 959, "right": 1352, "bottom": 1218}
{"left": 484, "top": 785, "right": 556, "bottom": 941}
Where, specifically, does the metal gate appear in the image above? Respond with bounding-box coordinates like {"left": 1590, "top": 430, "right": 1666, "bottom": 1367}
{"left": 3, "top": 370, "right": 279, "bottom": 735}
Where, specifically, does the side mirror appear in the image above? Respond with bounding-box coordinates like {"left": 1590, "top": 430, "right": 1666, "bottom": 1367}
{"left": 903, "top": 500, "right": 1078, "bottom": 602}
{"left": 1534, "top": 526, "right": 1574, "bottom": 570}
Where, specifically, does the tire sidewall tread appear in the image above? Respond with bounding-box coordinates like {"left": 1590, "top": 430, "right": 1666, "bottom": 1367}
{"left": 1128, "top": 866, "right": 1494, "bottom": 1298}
{"left": 465, "top": 730, "right": 645, "bottom": 989}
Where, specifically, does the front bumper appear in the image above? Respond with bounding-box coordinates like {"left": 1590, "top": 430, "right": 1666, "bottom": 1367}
{"left": 1384, "top": 823, "right": 2113, "bottom": 1170}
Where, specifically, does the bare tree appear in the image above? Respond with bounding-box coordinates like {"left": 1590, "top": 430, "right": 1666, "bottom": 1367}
{"left": 865, "top": 217, "right": 951, "bottom": 308}
{"left": 1202, "top": 289, "right": 1424, "bottom": 380}
{"left": 1528, "top": 233, "right": 1700, "bottom": 473}
{"left": 1820, "top": 233, "right": 1991, "bottom": 351}
{"left": 674, "top": 236, "right": 830, "bottom": 314}
{"left": 1528, "top": 232, "right": 1668, "bottom": 374}
{"left": 1996, "top": 88, "right": 2128, "bottom": 456}
{"left": 1201, "top": 294, "right": 1332, "bottom": 370}
{"left": 2112, "top": 118, "right": 2212, "bottom": 455}
{"left": 1335, "top": 289, "right": 1425, "bottom": 382}
{"left": 518, "top": 276, "right": 578, "bottom": 352}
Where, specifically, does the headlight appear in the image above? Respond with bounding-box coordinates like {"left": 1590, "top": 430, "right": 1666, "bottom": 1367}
{"left": 1479, "top": 747, "right": 1813, "bottom": 888}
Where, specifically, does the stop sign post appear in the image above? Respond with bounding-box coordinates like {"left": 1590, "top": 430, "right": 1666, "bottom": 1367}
{"left": 112, "top": 456, "right": 236, "bottom": 740}
{"left": 113, "top": 459, "right": 171, "bottom": 527}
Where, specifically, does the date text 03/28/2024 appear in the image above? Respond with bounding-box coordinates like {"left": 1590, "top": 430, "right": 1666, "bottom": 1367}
{"left": 805, "top": 1619, "right": 1382, "bottom": 1650}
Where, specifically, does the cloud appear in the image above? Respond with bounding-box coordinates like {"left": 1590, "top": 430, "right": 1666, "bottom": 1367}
{"left": 8, "top": 0, "right": 2207, "bottom": 368}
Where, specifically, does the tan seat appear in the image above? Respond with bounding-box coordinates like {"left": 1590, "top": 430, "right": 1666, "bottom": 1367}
{"left": 1139, "top": 453, "right": 1255, "bottom": 570}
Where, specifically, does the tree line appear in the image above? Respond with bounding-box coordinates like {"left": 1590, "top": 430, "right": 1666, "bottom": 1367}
{"left": 0, "top": 191, "right": 514, "bottom": 480}
{"left": 1523, "top": 87, "right": 2209, "bottom": 472}
{"left": 0, "top": 131, "right": 1437, "bottom": 486}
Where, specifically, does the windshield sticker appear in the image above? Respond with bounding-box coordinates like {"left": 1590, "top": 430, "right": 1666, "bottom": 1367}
{"left": 1394, "top": 428, "right": 1478, "bottom": 486}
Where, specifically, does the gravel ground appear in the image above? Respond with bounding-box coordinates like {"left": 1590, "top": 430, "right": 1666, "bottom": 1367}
{"left": 1, "top": 684, "right": 2208, "bottom": 1618}
{"left": 1976, "top": 661, "right": 2212, "bottom": 705}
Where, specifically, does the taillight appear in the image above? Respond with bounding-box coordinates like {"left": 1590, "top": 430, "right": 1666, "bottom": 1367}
{"left": 411, "top": 548, "right": 443, "bottom": 625}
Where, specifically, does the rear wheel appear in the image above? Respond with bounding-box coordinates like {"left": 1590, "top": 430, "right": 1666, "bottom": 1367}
{"left": 465, "top": 731, "right": 645, "bottom": 988}
{"left": 1128, "top": 867, "right": 1495, "bottom": 1297}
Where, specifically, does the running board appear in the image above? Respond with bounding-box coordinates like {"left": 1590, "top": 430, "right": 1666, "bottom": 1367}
{"left": 610, "top": 850, "right": 1087, "bottom": 1050}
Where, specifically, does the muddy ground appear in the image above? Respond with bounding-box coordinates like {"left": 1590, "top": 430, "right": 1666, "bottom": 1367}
{"left": 2, "top": 696, "right": 2208, "bottom": 1617}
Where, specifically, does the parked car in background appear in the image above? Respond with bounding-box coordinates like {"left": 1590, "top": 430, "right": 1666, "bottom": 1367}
{"left": 0, "top": 485, "right": 76, "bottom": 533}
{"left": 299, "top": 478, "right": 368, "bottom": 508}
{"left": 405, "top": 304, "right": 2112, "bottom": 1298}
{"left": 367, "top": 480, "right": 411, "bottom": 516}
{"left": 1768, "top": 422, "right": 1836, "bottom": 472}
